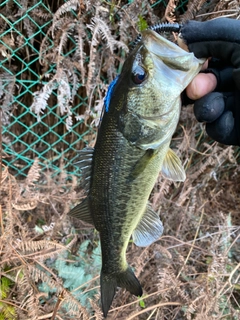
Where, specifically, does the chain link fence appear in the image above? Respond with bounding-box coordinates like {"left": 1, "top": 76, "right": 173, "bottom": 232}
{"left": 1, "top": 0, "right": 188, "bottom": 179}
{"left": 1, "top": 0, "right": 94, "bottom": 179}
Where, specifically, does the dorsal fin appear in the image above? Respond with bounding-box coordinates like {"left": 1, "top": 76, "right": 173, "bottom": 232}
{"left": 68, "top": 197, "right": 93, "bottom": 225}
{"left": 75, "top": 147, "right": 94, "bottom": 192}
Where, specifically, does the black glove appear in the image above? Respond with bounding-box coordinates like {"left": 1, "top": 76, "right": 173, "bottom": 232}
{"left": 180, "top": 18, "right": 240, "bottom": 146}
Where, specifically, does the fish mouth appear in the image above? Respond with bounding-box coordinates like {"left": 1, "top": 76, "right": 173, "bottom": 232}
{"left": 142, "top": 29, "right": 181, "bottom": 60}
{"left": 142, "top": 29, "right": 205, "bottom": 73}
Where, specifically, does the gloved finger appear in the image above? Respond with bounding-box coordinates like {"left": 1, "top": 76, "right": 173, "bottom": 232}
{"left": 179, "top": 19, "right": 240, "bottom": 89}
{"left": 179, "top": 19, "right": 240, "bottom": 63}
{"left": 206, "top": 111, "right": 238, "bottom": 145}
{"left": 202, "top": 67, "right": 235, "bottom": 92}
{"left": 193, "top": 92, "right": 225, "bottom": 123}
{"left": 194, "top": 91, "right": 240, "bottom": 145}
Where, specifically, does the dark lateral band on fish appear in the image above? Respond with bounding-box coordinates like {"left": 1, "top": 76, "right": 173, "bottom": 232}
{"left": 69, "top": 22, "right": 205, "bottom": 318}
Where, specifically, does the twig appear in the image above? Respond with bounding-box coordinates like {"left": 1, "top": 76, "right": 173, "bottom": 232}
{"left": 126, "top": 302, "right": 182, "bottom": 320}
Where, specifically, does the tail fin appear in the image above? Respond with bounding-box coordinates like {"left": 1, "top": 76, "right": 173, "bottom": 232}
{"left": 100, "top": 267, "right": 143, "bottom": 318}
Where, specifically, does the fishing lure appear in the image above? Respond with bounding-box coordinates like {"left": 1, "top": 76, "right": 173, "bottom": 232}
{"left": 131, "top": 22, "right": 182, "bottom": 48}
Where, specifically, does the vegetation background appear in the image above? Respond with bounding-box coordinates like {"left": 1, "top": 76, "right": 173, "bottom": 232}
{"left": 0, "top": 0, "right": 240, "bottom": 319}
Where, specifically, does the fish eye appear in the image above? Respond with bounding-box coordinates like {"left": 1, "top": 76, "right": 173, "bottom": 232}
{"left": 132, "top": 65, "right": 147, "bottom": 85}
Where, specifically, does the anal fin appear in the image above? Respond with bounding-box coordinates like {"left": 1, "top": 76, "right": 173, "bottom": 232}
{"left": 132, "top": 204, "right": 163, "bottom": 247}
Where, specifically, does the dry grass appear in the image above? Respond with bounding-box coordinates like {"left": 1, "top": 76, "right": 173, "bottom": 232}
{"left": 1, "top": 0, "right": 240, "bottom": 319}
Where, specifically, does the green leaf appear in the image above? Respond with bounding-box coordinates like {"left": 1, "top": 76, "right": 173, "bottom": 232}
{"left": 138, "top": 296, "right": 146, "bottom": 308}
{"left": 137, "top": 15, "right": 148, "bottom": 32}
{"left": 34, "top": 225, "right": 44, "bottom": 234}
{"left": 0, "top": 277, "right": 11, "bottom": 299}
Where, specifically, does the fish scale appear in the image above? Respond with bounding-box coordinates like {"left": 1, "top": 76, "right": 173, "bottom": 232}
{"left": 68, "top": 28, "right": 204, "bottom": 317}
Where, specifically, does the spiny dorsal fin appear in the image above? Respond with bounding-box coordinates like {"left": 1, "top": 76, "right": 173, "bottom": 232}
{"left": 68, "top": 197, "right": 93, "bottom": 225}
{"left": 132, "top": 204, "right": 163, "bottom": 247}
{"left": 75, "top": 147, "right": 94, "bottom": 192}
{"left": 161, "top": 148, "right": 186, "bottom": 181}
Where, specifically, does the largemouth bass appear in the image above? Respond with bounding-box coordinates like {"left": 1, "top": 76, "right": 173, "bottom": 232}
{"left": 69, "top": 29, "right": 204, "bottom": 317}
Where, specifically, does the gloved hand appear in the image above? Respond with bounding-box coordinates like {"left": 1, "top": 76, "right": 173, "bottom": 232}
{"left": 179, "top": 18, "right": 240, "bottom": 146}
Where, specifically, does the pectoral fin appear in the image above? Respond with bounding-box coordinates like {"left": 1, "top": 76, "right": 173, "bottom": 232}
{"left": 128, "top": 149, "right": 155, "bottom": 182}
{"left": 68, "top": 197, "right": 93, "bottom": 225}
{"left": 132, "top": 205, "right": 163, "bottom": 247}
{"left": 162, "top": 148, "right": 186, "bottom": 182}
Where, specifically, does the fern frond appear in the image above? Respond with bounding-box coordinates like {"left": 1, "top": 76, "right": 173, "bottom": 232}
{"left": 56, "top": 23, "right": 76, "bottom": 58}
{"left": 1, "top": 164, "right": 9, "bottom": 185}
{"left": 31, "top": 67, "right": 76, "bottom": 130}
{"left": 152, "top": 177, "right": 172, "bottom": 208}
{"left": 29, "top": 265, "right": 89, "bottom": 318}
{"left": 214, "top": 145, "right": 236, "bottom": 166}
{"left": 39, "top": 25, "right": 55, "bottom": 64}
{"left": 52, "top": 0, "right": 79, "bottom": 36}
{"left": 188, "top": 187, "right": 198, "bottom": 217}
{"left": 9, "top": 159, "right": 41, "bottom": 211}
{"left": 23, "top": 18, "right": 35, "bottom": 45}
{"left": 89, "top": 16, "right": 128, "bottom": 53}
{"left": 12, "top": 200, "right": 38, "bottom": 211}
{"left": 89, "top": 296, "right": 103, "bottom": 320}
{"left": 25, "top": 158, "right": 41, "bottom": 188}
{"left": 0, "top": 72, "right": 15, "bottom": 125}
{"left": 30, "top": 80, "right": 58, "bottom": 122}
{"left": 18, "top": 269, "right": 39, "bottom": 320}
{"left": 31, "top": 8, "right": 52, "bottom": 21}
{"left": 57, "top": 73, "right": 72, "bottom": 115}
{"left": 70, "top": 70, "right": 80, "bottom": 100}
{"left": 40, "top": 17, "right": 75, "bottom": 65}
{"left": 73, "top": 25, "right": 87, "bottom": 85}
{"left": 190, "top": 156, "right": 214, "bottom": 181}
{"left": 16, "top": 240, "right": 64, "bottom": 254}
{"left": 0, "top": 277, "right": 12, "bottom": 300}
{"left": 88, "top": 17, "right": 123, "bottom": 53}
{"left": 180, "top": 0, "right": 207, "bottom": 22}
{"left": 0, "top": 304, "right": 17, "bottom": 320}
{"left": 28, "top": 265, "right": 62, "bottom": 293}
{"left": 165, "top": 0, "right": 178, "bottom": 23}
{"left": 63, "top": 291, "right": 90, "bottom": 319}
